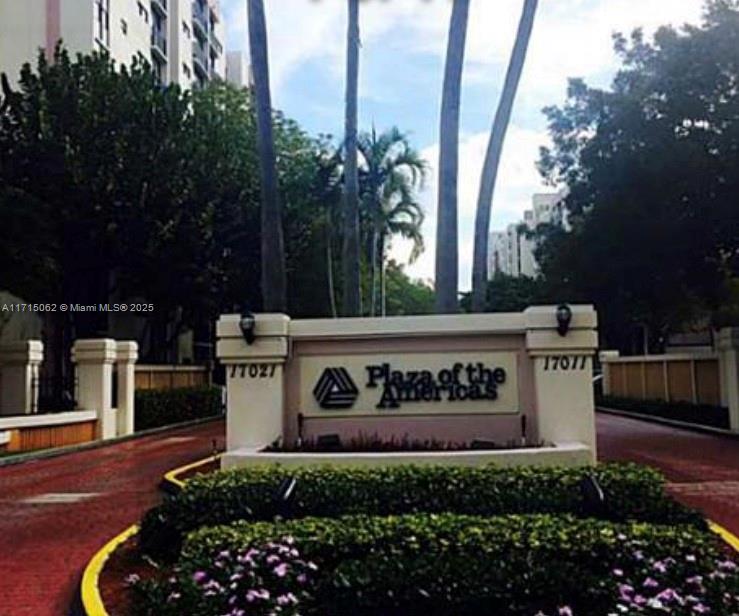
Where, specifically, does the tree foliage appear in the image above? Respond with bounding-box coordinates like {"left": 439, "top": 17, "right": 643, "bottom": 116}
{"left": 536, "top": 0, "right": 739, "bottom": 351}
{"left": 0, "top": 48, "right": 338, "bottom": 359}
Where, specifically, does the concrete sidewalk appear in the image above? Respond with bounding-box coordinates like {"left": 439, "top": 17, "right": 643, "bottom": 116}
{"left": 0, "top": 419, "right": 225, "bottom": 616}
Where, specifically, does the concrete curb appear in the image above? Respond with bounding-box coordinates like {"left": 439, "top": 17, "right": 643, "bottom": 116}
{"left": 0, "top": 414, "right": 224, "bottom": 468}
{"left": 597, "top": 407, "right": 739, "bottom": 439}
{"left": 161, "top": 454, "right": 221, "bottom": 494}
{"left": 80, "top": 524, "right": 139, "bottom": 616}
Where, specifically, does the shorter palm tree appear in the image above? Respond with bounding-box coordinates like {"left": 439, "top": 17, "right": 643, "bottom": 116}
{"left": 357, "top": 127, "right": 427, "bottom": 316}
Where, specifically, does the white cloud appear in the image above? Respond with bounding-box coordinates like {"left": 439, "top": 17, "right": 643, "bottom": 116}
{"left": 390, "top": 124, "right": 550, "bottom": 290}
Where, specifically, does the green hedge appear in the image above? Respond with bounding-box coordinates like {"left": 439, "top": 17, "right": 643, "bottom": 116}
{"left": 139, "top": 462, "right": 705, "bottom": 559}
{"left": 598, "top": 395, "right": 730, "bottom": 429}
{"left": 133, "top": 513, "right": 731, "bottom": 616}
{"left": 134, "top": 386, "right": 222, "bottom": 431}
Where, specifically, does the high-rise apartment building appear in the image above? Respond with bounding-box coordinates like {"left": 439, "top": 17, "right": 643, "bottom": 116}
{"left": 488, "top": 190, "right": 569, "bottom": 279}
{"left": 0, "top": 0, "right": 227, "bottom": 88}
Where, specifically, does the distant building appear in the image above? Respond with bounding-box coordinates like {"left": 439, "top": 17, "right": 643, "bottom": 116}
{"left": 226, "top": 50, "right": 252, "bottom": 88}
{"left": 488, "top": 190, "right": 569, "bottom": 279}
{"left": 0, "top": 0, "right": 227, "bottom": 88}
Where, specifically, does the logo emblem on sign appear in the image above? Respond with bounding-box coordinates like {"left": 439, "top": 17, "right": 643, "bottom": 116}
{"left": 313, "top": 367, "right": 359, "bottom": 409}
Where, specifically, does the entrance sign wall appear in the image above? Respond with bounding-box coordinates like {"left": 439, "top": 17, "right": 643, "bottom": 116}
{"left": 216, "top": 306, "right": 599, "bottom": 468}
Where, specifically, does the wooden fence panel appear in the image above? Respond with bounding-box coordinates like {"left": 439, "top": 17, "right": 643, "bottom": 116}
{"left": 695, "top": 360, "right": 721, "bottom": 406}
{"left": 667, "top": 361, "right": 694, "bottom": 403}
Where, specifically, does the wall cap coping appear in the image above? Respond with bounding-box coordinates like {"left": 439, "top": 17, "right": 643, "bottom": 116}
{"left": 600, "top": 352, "right": 719, "bottom": 363}
{"left": 717, "top": 327, "right": 739, "bottom": 351}
{"left": 115, "top": 341, "right": 139, "bottom": 362}
{"left": 216, "top": 305, "right": 597, "bottom": 344}
{"left": 135, "top": 364, "right": 208, "bottom": 372}
{"left": 0, "top": 410, "right": 97, "bottom": 430}
{"left": 0, "top": 339, "right": 44, "bottom": 364}
{"left": 72, "top": 339, "right": 118, "bottom": 364}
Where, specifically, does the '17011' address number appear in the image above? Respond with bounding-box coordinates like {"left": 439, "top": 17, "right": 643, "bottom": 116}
{"left": 543, "top": 355, "right": 588, "bottom": 371}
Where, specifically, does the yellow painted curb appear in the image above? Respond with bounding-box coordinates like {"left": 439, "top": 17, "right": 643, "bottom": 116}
{"left": 162, "top": 453, "right": 221, "bottom": 490}
{"left": 80, "top": 524, "right": 139, "bottom": 616}
{"left": 710, "top": 521, "right": 739, "bottom": 553}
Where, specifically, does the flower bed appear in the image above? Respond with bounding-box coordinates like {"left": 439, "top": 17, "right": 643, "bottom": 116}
{"left": 139, "top": 463, "right": 705, "bottom": 560}
{"left": 117, "top": 462, "right": 739, "bottom": 616}
{"left": 131, "top": 513, "right": 739, "bottom": 616}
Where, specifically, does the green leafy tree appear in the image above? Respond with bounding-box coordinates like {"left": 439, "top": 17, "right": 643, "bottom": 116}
{"left": 381, "top": 260, "right": 435, "bottom": 316}
{"left": 537, "top": 0, "right": 739, "bottom": 351}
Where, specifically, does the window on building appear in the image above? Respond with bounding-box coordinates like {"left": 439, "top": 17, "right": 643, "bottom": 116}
{"left": 183, "top": 63, "right": 191, "bottom": 79}
{"left": 95, "top": 0, "right": 110, "bottom": 47}
{"left": 183, "top": 21, "right": 191, "bottom": 38}
{"left": 121, "top": 19, "right": 128, "bottom": 35}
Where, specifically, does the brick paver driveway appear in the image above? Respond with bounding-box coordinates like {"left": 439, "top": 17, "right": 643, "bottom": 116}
{"left": 597, "top": 412, "right": 739, "bottom": 537}
{"left": 0, "top": 419, "right": 225, "bottom": 616}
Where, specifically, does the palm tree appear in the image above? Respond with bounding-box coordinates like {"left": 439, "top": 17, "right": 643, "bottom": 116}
{"left": 470, "top": 0, "right": 538, "bottom": 312}
{"left": 357, "top": 127, "right": 427, "bottom": 316}
{"left": 247, "top": 0, "right": 286, "bottom": 311}
{"left": 435, "top": 0, "right": 470, "bottom": 314}
{"left": 342, "top": 0, "right": 361, "bottom": 316}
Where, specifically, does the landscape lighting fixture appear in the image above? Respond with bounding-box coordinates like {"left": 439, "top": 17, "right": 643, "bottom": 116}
{"left": 239, "top": 311, "right": 256, "bottom": 345}
{"left": 274, "top": 476, "right": 298, "bottom": 519}
{"left": 556, "top": 303, "right": 573, "bottom": 336}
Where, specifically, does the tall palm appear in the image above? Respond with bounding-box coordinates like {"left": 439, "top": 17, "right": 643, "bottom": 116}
{"left": 435, "top": 0, "right": 470, "bottom": 314}
{"left": 341, "top": 0, "right": 361, "bottom": 316}
{"left": 357, "top": 127, "right": 427, "bottom": 316}
{"left": 247, "top": 0, "right": 286, "bottom": 311}
{"left": 471, "top": 0, "right": 538, "bottom": 312}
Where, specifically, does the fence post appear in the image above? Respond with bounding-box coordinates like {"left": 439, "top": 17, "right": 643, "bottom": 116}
{"left": 72, "top": 339, "right": 117, "bottom": 439}
{"left": 598, "top": 350, "right": 619, "bottom": 396}
{"left": 717, "top": 327, "right": 739, "bottom": 432}
{"left": 0, "top": 340, "right": 43, "bottom": 415}
{"left": 116, "top": 342, "right": 139, "bottom": 437}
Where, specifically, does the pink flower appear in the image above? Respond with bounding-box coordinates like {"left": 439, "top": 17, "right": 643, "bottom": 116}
{"left": 273, "top": 563, "right": 288, "bottom": 578}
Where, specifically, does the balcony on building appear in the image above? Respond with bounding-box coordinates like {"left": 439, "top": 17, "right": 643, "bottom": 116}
{"left": 151, "top": 28, "right": 167, "bottom": 63}
{"left": 192, "top": 0, "right": 208, "bottom": 40}
{"left": 151, "top": 0, "right": 168, "bottom": 16}
{"left": 210, "top": 29, "right": 223, "bottom": 56}
{"left": 193, "top": 41, "right": 209, "bottom": 80}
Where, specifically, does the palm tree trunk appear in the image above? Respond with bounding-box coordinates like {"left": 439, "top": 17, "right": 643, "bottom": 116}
{"left": 379, "top": 234, "right": 387, "bottom": 316}
{"left": 247, "top": 0, "right": 286, "bottom": 312}
{"left": 435, "top": 0, "right": 470, "bottom": 314}
{"left": 342, "top": 0, "right": 361, "bottom": 317}
{"left": 471, "top": 0, "right": 538, "bottom": 312}
{"left": 370, "top": 226, "right": 379, "bottom": 316}
{"left": 326, "top": 219, "right": 338, "bottom": 318}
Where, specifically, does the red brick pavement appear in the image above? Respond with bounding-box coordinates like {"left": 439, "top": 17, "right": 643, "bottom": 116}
{"left": 0, "top": 419, "right": 225, "bottom": 616}
{"left": 597, "top": 412, "right": 739, "bottom": 537}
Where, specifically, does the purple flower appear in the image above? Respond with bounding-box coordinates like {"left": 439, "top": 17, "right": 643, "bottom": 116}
{"left": 643, "top": 577, "right": 659, "bottom": 588}
{"left": 273, "top": 563, "right": 288, "bottom": 578}
{"left": 192, "top": 570, "right": 208, "bottom": 584}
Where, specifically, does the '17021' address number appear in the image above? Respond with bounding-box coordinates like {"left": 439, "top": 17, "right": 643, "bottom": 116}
{"left": 230, "top": 364, "right": 276, "bottom": 378}
{"left": 543, "top": 355, "right": 588, "bottom": 371}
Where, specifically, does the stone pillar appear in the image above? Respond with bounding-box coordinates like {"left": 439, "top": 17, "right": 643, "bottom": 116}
{"left": 72, "top": 339, "right": 117, "bottom": 440}
{"left": 115, "top": 341, "right": 138, "bottom": 437}
{"left": 598, "top": 350, "right": 620, "bottom": 396}
{"left": 216, "top": 314, "right": 290, "bottom": 456}
{"left": 717, "top": 327, "right": 739, "bottom": 432}
{"left": 0, "top": 340, "right": 43, "bottom": 415}
{"left": 525, "top": 306, "right": 599, "bottom": 462}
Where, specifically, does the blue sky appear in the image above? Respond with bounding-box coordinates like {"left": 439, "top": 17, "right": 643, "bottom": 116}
{"left": 220, "top": 0, "right": 705, "bottom": 288}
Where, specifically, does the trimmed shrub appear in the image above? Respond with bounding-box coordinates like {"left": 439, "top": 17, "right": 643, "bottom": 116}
{"left": 133, "top": 513, "right": 735, "bottom": 616}
{"left": 135, "top": 386, "right": 222, "bottom": 431}
{"left": 139, "top": 463, "right": 705, "bottom": 559}
{"left": 598, "top": 395, "right": 730, "bottom": 429}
